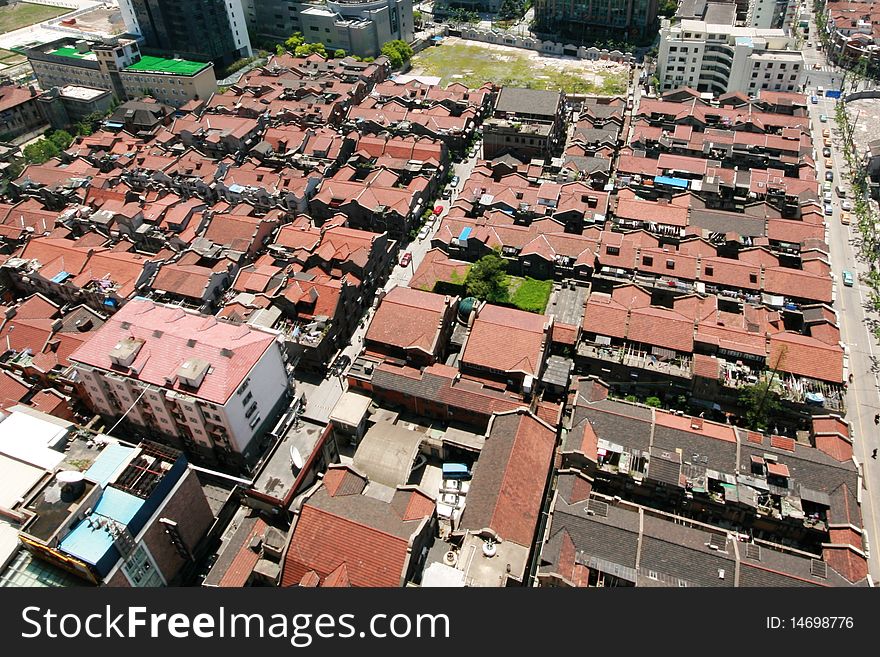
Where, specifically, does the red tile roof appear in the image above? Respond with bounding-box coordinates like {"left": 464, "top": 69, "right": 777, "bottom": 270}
{"left": 768, "top": 332, "right": 844, "bottom": 383}
{"left": 366, "top": 287, "right": 450, "bottom": 356}
{"left": 68, "top": 299, "right": 278, "bottom": 404}
{"left": 460, "top": 411, "right": 557, "bottom": 547}
{"left": 0, "top": 370, "right": 30, "bottom": 410}
{"left": 461, "top": 304, "right": 547, "bottom": 377}
{"left": 218, "top": 518, "right": 268, "bottom": 587}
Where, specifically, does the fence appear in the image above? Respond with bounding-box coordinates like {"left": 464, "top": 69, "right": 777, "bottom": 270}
{"left": 456, "top": 27, "right": 635, "bottom": 65}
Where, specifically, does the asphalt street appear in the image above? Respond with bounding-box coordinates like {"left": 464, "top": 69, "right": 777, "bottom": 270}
{"left": 803, "top": 37, "right": 880, "bottom": 581}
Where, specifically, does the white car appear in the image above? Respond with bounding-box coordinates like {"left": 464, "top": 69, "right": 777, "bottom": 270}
{"left": 841, "top": 199, "right": 853, "bottom": 211}
{"left": 823, "top": 191, "right": 833, "bottom": 203}
{"left": 824, "top": 204, "right": 834, "bottom": 216}
{"left": 417, "top": 225, "right": 431, "bottom": 240}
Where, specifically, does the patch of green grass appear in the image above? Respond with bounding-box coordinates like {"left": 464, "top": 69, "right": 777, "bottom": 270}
{"left": 0, "top": 2, "right": 70, "bottom": 35}
{"left": 0, "top": 48, "right": 26, "bottom": 65}
{"left": 507, "top": 276, "right": 552, "bottom": 313}
{"left": 411, "top": 43, "right": 626, "bottom": 94}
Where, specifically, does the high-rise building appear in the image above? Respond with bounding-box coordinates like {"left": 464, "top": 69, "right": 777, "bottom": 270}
{"left": 657, "top": 5, "right": 804, "bottom": 96}
{"left": 117, "top": 0, "right": 251, "bottom": 65}
{"left": 533, "top": 0, "right": 660, "bottom": 41}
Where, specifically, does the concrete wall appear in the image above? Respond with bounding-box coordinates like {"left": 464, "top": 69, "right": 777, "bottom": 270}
{"left": 457, "top": 28, "right": 634, "bottom": 64}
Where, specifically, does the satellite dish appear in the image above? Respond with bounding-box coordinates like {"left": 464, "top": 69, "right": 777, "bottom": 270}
{"left": 290, "top": 446, "right": 304, "bottom": 470}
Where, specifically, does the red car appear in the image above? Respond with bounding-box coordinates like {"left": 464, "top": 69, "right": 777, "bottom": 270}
{"left": 433, "top": 205, "right": 443, "bottom": 215}
{"left": 400, "top": 252, "right": 412, "bottom": 267}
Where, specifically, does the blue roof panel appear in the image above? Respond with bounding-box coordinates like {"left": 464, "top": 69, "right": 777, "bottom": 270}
{"left": 655, "top": 176, "right": 689, "bottom": 189}
{"left": 459, "top": 227, "right": 472, "bottom": 241}
{"left": 85, "top": 443, "right": 136, "bottom": 487}
{"left": 59, "top": 488, "right": 145, "bottom": 565}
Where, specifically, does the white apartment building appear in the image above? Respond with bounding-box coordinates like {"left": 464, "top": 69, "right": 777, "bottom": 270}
{"left": 69, "top": 299, "right": 292, "bottom": 470}
{"left": 748, "top": 0, "right": 796, "bottom": 31}
{"left": 658, "top": 18, "right": 804, "bottom": 95}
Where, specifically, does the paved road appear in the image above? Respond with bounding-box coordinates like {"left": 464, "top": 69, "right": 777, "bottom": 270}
{"left": 809, "top": 90, "right": 880, "bottom": 582}
{"left": 300, "top": 139, "right": 483, "bottom": 421}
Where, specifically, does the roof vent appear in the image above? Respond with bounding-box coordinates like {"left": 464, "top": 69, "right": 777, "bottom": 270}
{"left": 186, "top": 338, "right": 197, "bottom": 347}
{"left": 810, "top": 559, "right": 827, "bottom": 579}
{"left": 220, "top": 348, "right": 235, "bottom": 358}
{"left": 745, "top": 543, "right": 761, "bottom": 561}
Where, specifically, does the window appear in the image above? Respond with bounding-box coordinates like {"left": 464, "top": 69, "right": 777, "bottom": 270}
{"left": 705, "top": 265, "right": 714, "bottom": 276}
{"left": 242, "top": 391, "right": 253, "bottom": 406}
{"left": 642, "top": 255, "right": 653, "bottom": 266}
{"left": 245, "top": 402, "right": 258, "bottom": 419}
{"left": 749, "top": 273, "right": 758, "bottom": 284}
{"left": 605, "top": 245, "right": 619, "bottom": 256}
{"left": 310, "top": 25, "right": 319, "bottom": 31}
{"left": 122, "top": 545, "right": 164, "bottom": 587}
{"left": 666, "top": 259, "right": 675, "bottom": 270}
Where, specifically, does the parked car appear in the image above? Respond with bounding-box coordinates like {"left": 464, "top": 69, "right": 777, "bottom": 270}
{"left": 824, "top": 191, "right": 833, "bottom": 203}
{"left": 811, "top": 95, "right": 819, "bottom": 104}
{"left": 842, "top": 270, "right": 854, "bottom": 287}
{"left": 418, "top": 225, "right": 431, "bottom": 240}
{"left": 819, "top": 114, "right": 828, "bottom": 122}
{"left": 822, "top": 128, "right": 831, "bottom": 138}
{"left": 824, "top": 203, "right": 834, "bottom": 216}
{"left": 825, "top": 170, "right": 834, "bottom": 182}
{"left": 400, "top": 251, "right": 412, "bottom": 267}
{"left": 822, "top": 147, "right": 832, "bottom": 157}
{"left": 450, "top": 175, "right": 460, "bottom": 187}
{"left": 840, "top": 211, "right": 851, "bottom": 225}
{"left": 824, "top": 137, "right": 832, "bottom": 147}
{"left": 823, "top": 181, "right": 832, "bottom": 192}
{"left": 824, "top": 158, "right": 833, "bottom": 168}
{"left": 433, "top": 205, "right": 443, "bottom": 215}
{"left": 841, "top": 199, "right": 852, "bottom": 211}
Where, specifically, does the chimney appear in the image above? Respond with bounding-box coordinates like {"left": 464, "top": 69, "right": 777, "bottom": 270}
{"left": 28, "top": 85, "right": 37, "bottom": 97}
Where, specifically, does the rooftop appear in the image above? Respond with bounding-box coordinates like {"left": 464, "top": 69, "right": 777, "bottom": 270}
{"left": 124, "top": 55, "right": 210, "bottom": 76}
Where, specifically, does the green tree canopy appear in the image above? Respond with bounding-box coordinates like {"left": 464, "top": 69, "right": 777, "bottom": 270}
{"left": 23, "top": 138, "right": 60, "bottom": 164}
{"left": 285, "top": 32, "right": 304, "bottom": 51}
{"left": 738, "top": 382, "right": 781, "bottom": 431}
{"left": 49, "top": 130, "right": 73, "bottom": 150}
{"left": 380, "top": 39, "right": 414, "bottom": 69}
{"left": 294, "top": 42, "right": 327, "bottom": 58}
{"left": 334, "top": 49, "right": 346, "bottom": 59}
{"left": 465, "top": 252, "right": 509, "bottom": 303}
{"left": 413, "top": 9, "right": 423, "bottom": 27}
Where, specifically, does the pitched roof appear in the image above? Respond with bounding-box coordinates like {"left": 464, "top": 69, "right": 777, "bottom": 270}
{"left": 68, "top": 299, "right": 278, "bottom": 404}
{"left": 459, "top": 411, "right": 557, "bottom": 546}
{"left": 366, "top": 287, "right": 450, "bottom": 356}
{"left": 461, "top": 304, "right": 546, "bottom": 377}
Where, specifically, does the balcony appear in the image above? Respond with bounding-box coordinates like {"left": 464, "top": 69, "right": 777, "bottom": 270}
{"left": 578, "top": 342, "right": 694, "bottom": 380}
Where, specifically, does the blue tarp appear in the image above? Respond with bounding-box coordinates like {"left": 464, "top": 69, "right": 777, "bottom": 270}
{"left": 655, "top": 176, "right": 689, "bottom": 189}
{"left": 825, "top": 90, "right": 842, "bottom": 99}
{"left": 50, "top": 271, "right": 71, "bottom": 284}
{"left": 85, "top": 443, "right": 137, "bottom": 487}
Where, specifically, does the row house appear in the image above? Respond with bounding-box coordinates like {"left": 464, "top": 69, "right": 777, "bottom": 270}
{"left": 147, "top": 251, "right": 235, "bottom": 313}
{"left": 310, "top": 166, "right": 430, "bottom": 240}
{"left": 170, "top": 114, "right": 265, "bottom": 158}
{"left": 3, "top": 232, "right": 161, "bottom": 312}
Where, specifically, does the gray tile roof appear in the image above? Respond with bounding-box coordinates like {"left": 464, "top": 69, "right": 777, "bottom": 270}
{"left": 494, "top": 87, "right": 562, "bottom": 119}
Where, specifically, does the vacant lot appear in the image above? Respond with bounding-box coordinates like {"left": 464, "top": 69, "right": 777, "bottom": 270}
{"left": 410, "top": 38, "right": 629, "bottom": 95}
{"left": 508, "top": 277, "right": 553, "bottom": 313}
{"left": 0, "top": 2, "right": 69, "bottom": 34}
{"left": 0, "top": 47, "right": 26, "bottom": 67}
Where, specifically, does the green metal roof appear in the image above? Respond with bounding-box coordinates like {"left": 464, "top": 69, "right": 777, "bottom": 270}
{"left": 49, "top": 46, "right": 91, "bottom": 59}
{"left": 124, "top": 55, "right": 209, "bottom": 76}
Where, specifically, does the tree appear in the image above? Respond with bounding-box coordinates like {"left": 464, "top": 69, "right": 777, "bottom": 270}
{"left": 645, "top": 396, "right": 663, "bottom": 408}
{"left": 380, "top": 39, "right": 414, "bottom": 69}
{"left": 23, "top": 139, "right": 60, "bottom": 164}
{"left": 334, "top": 49, "right": 346, "bottom": 59}
{"left": 465, "top": 252, "right": 509, "bottom": 303}
{"left": 659, "top": 0, "right": 677, "bottom": 17}
{"left": 497, "top": 0, "right": 524, "bottom": 20}
{"left": 49, "top": 130, "right": 73, "bottom": 150}
{"left": 738, "top": 382, "right": 781, "bottom": 431}
{"left": 276, "top": 44, "right": 286, "bottom": 56}
{"left": 285, "top": 32, "right": 304, "bottom": 51}
{"left": 294, "top": 42, "right": 327, "bottom": 58}
{"left": 413, "top": 9, "right": 423, "bottom": 28}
